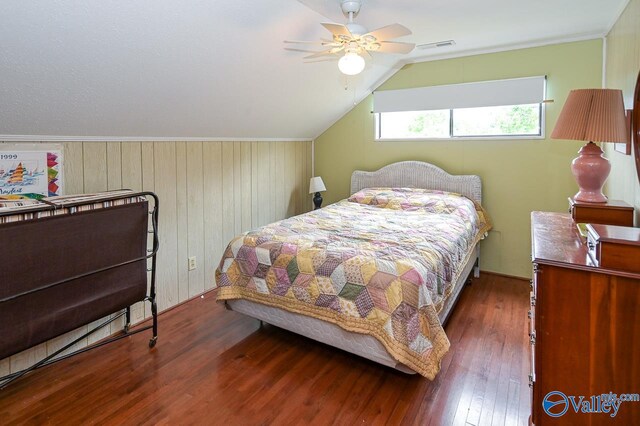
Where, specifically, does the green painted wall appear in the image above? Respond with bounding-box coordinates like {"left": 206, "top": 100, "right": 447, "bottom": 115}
{"left": 315, "top": 39, "right": 603, "bottom": 278}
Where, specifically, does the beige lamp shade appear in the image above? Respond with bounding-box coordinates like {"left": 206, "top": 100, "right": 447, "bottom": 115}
{"left": 309, "top": 176, "right": 326, "bottom": 194}
{"left": 551, "top": 89, "right": 628, "bottom": 143}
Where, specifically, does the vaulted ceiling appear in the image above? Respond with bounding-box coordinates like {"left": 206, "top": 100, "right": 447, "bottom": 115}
{"left": 0, "top": 0, "right": 628, "bottom": 140}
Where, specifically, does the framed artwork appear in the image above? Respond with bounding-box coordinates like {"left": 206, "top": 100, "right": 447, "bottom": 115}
{"left": 0, "top": 150, "right": 63, "bottom": 200}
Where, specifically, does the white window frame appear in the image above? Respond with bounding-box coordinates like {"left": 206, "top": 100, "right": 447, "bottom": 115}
{"left": 374, "top": 105, "right": 546, "bottom": 142}
{"left": 373, "top": 76, "right": 547, "bottom": 141}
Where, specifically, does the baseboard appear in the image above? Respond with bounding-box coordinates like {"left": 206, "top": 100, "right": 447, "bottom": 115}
{"left": 130, "top": 286, "right": 218, "bottom": 329}
{"left": 479, "top": 270, "right": 530, "bottom": 282}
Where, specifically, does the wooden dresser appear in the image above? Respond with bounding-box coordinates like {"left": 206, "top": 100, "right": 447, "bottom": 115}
{"left": 530, "top": 212, "right": 640, "bottom": 425}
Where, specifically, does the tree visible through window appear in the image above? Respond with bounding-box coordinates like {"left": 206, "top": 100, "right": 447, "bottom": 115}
{"left": 379, "top": 110, "right": 449, "bottom": 138}
{"left": 377, "top": 103, "right": 542, "bottom": 139}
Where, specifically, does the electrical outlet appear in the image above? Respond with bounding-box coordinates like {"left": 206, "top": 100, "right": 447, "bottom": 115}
{"left": 188, "top": 256, "right": 197, "bottom": 271}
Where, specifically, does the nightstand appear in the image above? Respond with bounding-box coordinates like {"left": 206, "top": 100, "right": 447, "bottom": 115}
{"left": 568, "top": 197, "right": 634, "bottom": 227}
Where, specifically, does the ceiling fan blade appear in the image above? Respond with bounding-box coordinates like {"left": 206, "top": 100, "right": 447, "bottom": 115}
{"left": 364, "top": 24, "right": 412, "bottom": 41}
{"left": 304, "top": 57, "right": 339, "bottom": 64}
{"left": 375, "top": 41, "right": 415, "bottom": 54}
{"left": 303, "top": 49, "right": 338, "bottom": 59}
{"left": 360, "top": 49, "right": 372, "bottom": 60}
{"left": 285, "top": 47, "right": 328, "bottom": 54}
{"left": 321, "top": 23, "right": 353, "bottom": 38}
{"left": 284, "top": 40, "right": 326, "bottom": 45}
{"left": 284, "top": 40, "right": 343, "bottom": 50}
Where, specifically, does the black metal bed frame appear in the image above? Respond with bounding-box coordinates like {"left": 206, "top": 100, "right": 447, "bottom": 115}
{"left": 0, "top": 191, "right": 160, "bottom": 390}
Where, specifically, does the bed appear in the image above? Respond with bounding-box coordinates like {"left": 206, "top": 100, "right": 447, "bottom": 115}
{"left": 215, "top": 161, "right": 490, "bottom": 379}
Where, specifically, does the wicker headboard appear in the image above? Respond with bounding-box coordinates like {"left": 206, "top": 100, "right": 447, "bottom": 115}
{"left": 350, "top": 161, "right": 482, "bottom": 203}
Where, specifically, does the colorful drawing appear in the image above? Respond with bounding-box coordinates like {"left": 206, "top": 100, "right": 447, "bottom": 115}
{"left": 0, "top": 150, "right": 63, "bottom": 200}
{"left": 47, "top": 152, "right": 60, "bottom": 196}
{"left": 7, "top": 163, "right": 26, "bottom": 183}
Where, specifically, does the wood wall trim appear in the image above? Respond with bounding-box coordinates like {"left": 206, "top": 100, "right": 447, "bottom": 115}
{"left": 0, "top": 136, "right": 313, "bottom": 143}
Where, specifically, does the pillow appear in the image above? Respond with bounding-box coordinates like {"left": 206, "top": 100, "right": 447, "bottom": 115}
{"left": 348, "top": 187, "right": 491, "bottom": 228}
{"left": 348, "top": 187, "right": 465, "bottom": 212}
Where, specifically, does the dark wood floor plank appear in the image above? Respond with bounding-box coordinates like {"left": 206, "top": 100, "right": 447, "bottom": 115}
{"left": 438, "top": 278, "right": 504, "bottom": 425}
{"left": 452, "top": 275, "right": 509, "bottom": 426}
{"left": 0, "top": 273, "right": 530, "bottom": 425}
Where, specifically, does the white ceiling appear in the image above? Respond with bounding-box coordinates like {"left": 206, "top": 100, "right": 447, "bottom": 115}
{"left": 0, "top": 0, "right": 628, "bottom": 140}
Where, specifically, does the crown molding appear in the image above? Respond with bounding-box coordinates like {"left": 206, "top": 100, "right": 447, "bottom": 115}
{"left": 405, "top": 32, "right": 605, "bottom": 65}
{"left": 0, "top": 135, "right": 313, "bottom": 143}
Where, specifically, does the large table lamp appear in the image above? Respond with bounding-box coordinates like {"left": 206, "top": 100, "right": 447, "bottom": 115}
{"left": 551, "top": 88, "right": 628, "bottom": 203}
{"left": 309, "top": 176, "right": 326, "bottom": 210}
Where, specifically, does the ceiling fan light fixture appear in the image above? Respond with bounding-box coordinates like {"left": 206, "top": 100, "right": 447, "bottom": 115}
{"left": 368, "top": 42, "right": 381, "bottom": 51}
{"left": 338, "top": 51, "right": 365, "bottom": 75}
{"left": 286, "top": 0, "right": 413, "bottom": 75}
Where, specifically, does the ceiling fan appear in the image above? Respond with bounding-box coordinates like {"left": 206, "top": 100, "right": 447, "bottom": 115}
{"left": 285, "top": 0, "right": 415, "bottom": 76}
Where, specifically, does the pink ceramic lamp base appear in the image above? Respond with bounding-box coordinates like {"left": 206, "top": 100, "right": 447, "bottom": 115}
{"left": 571, "top": 142, "right": 611, "bottom": 203}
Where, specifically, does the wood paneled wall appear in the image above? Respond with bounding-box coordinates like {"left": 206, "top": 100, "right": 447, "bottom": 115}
{"left": 0, "top": 140, "right": 313, "bottom": 377}
{"left": 604, "top": 0, "right": 640, "bottom": 223}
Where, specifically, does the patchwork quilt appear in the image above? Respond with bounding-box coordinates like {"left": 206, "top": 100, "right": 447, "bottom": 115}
{"left": 216, "top": 188, "right": 491, "bottom": 379}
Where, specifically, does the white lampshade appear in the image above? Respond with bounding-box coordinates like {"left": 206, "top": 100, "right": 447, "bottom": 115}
{"left": 309, "top": 176, "right": 326, "bottom": 194}
{"left": 338, "top": 52, "right": 365, "bottom": 76}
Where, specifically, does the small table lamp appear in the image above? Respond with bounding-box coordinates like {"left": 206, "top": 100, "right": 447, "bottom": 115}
{"left": 551, "top": 88, "right": 628, "bottom": 203}
{"left": 309, "top": 176, "right": 326, "bottom": 210}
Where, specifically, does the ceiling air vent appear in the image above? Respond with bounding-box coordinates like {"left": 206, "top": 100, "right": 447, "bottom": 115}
{"left": 417, "top": 40, "right": 456, "bottom": 50}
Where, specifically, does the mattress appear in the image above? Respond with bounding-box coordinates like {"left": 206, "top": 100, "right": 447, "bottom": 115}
{"left": 216, "top": 188, "right": 491, "bottom": 379}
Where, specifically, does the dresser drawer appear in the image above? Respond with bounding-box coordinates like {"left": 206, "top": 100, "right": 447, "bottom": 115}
{"left": 586, "top": 223, "right": 640, "bottom": 273}
{"left": 529, "top": 278, "right": 536, "bottom": 298}
{"left": 528, "top": 295, "right": 536, "bottom": 344}
{"left": 528, "top": 301, "right": 536, "bottom": 425}
{"left": 568, "top": 197, "right": 634, "bottom": 227}
{"left": 586, "top": 230, "right": 599, "bottom": 265}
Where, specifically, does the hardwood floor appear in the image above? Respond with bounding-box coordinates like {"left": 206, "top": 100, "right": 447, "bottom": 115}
{"left": 0, "top": 273, "right": 530, "bottom": 425}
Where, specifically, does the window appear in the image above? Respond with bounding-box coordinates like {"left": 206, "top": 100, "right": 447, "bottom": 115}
{"left": 378, "top": 110, "right": 450, "bottom": 139}
{"left": 373, "top": 76, "right": 546, "bottom": 140}
{"left": 377, "top": 103, "right": 542, "bottom": 139}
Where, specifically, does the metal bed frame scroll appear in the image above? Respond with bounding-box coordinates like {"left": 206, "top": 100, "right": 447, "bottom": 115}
{"left": 0, "top": 191, "right": 160, "bottom": 389}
